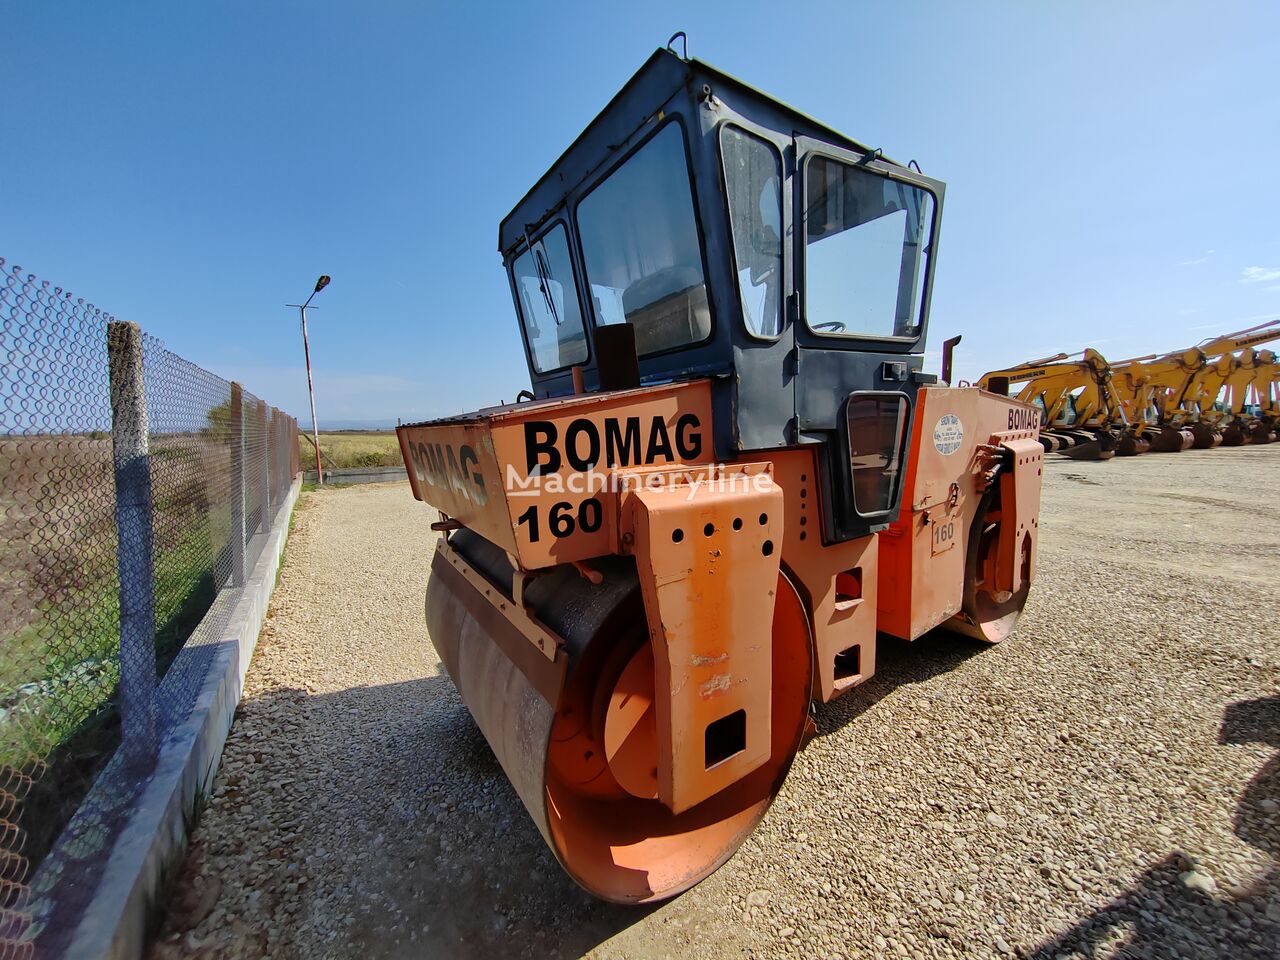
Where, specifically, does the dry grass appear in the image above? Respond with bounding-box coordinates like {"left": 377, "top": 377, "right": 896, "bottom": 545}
{"left": 299, "top": 432, "right": 401, "bottom": 470}
{"left": 1, "top": 432, "right": 241, "bottom": 866}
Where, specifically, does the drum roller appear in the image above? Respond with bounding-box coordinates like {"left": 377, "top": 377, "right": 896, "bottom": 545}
{"left": 426, "top": 530, "right": 813, "bottom": 903}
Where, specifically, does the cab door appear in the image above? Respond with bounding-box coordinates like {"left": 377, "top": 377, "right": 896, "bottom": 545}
{"left": 791, "top": 136, "right": 946, "bottom": 541}
{"left": 718, "top": 122, "right": 797, "bottom": 452}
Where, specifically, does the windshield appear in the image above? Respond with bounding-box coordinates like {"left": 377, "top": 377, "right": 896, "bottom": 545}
{"left": 576, "top": 122, "right": 711, "bottom": 356}
{"left": 512, "top": 222, "right": 588, "bottom": 373}
{"left": 804, "top": 156, "right": 934, "bottom": 339}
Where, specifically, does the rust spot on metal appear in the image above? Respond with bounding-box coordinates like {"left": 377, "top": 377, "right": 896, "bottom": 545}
{"left": 699, "top": 674, "right": 731, "bottom": 698}
{"left": 690, "top": 652, "right": 728, "bottom": 667}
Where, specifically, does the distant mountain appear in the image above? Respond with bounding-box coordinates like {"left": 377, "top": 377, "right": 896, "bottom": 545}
{"left": 305, "top": 418, "right": 400, "bottom": 432}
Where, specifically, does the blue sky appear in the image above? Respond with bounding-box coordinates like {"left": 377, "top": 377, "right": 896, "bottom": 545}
{"left": 4, "top": 1, "right": 1277, "bottom": 428}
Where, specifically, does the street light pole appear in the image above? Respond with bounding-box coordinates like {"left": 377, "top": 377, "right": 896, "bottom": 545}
{"left": 288, "top": 275, "right": 330, "bottom": 484}
{"left": 300, "top": 304, "right": 322, "bottom": 483}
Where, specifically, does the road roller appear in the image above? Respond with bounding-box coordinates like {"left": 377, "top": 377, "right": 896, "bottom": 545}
{"left": 396, "top": 45, "right": 1044, "bottom": 903}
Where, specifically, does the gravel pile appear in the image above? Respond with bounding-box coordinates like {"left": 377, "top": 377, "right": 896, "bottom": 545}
{"left": 151, "top": 448, "right": 1280, "bottom": 959}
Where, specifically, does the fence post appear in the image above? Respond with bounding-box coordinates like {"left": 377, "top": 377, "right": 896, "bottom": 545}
{"left": 270, "top": 409, "right": 279, "bottom": 500}
{"left": 274, "top": 410, "right": 283, "bottom": 499}
{"left": 230, "top": 383, "right": 246, "bottom": 587}
{"left": 279, "top": 412, "right": 289, "bottom": 491}
{"left": 107, "top": 321, "right": 157, "bottom": 769}
{"left": 268, "top": 409, "right": 279, "bottom": 506}
{"left": 258, "top": 399, "right": 270, "bottom": 533}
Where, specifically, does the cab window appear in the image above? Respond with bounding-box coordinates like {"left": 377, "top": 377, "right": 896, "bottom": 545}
{"left": 576, "top": 122, "right": 711, "bottom": 356}
{"left": 512, "top": 223, "right": 588, "bottom": 374}
{"left": 722, "top": 127, "right": 784, "bottom": 338}
{"left": 804, "top": 155, "right": 934, "bottom": 339}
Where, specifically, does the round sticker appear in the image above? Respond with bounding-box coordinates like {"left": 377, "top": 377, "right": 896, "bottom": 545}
{"left": 933, "top": 414, "right": 964, "bottom": 455}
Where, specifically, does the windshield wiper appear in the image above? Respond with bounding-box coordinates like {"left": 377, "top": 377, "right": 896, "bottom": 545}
{"left": 534, "top": 247, "right": 562, "bottom": 327}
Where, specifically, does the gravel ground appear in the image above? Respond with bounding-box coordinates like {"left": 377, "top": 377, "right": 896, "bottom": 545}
{"left": 151, "top": 447, "right": 1280, "bottom": 960}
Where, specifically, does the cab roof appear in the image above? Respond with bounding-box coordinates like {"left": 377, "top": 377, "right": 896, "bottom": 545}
{"left": 497, "top": 48, "right": 889, "bottom": 255}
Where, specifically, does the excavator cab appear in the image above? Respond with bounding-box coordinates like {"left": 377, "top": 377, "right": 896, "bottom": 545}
{"left": 500, "top": 47, "right": 945, "bottom": 541}
{"left": 398, "top": 46, "right": 1042, "bottom": 905}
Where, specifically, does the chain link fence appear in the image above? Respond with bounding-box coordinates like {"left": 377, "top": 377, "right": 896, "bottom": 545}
{"left": 0, "top": 258, "right": 300, "bottom": 954}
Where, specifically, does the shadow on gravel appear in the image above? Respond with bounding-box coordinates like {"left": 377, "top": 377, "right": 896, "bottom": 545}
{"left": 1024, "top": 855, "right": 1279, "bottom": 960}
{"left": 286, "top": 629, "right": 994, "bottom": 957}
{"left": 1221, "top": 695, "right": 1280, "bottom": 858}
{"left": 288, "top": 676, "right": 655, "bottom": 960}
{"left": 813, "top": 629, "right": 988, "bottom": 737}
{"left": 1024, "top": 694, "right": 1280, "bottom": 960}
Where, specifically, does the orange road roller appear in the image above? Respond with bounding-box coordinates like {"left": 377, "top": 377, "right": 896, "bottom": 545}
{"left": 397, "top": 45, "right": 1044, "bottom": 903}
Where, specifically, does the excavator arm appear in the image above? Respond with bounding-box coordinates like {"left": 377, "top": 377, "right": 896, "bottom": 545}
{"left": 1194, "top": 320, "right": 1280, "bottom": 358}
{"left": 978, "top": 348, "right": 1135, "bottom": 458}
{"left": 1254, "top": 350, "right": 1279, "bottom": 419}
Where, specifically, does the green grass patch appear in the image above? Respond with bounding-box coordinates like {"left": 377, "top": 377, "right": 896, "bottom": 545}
{"left": 0, "top": 515, "right": 231, "bottom": 865}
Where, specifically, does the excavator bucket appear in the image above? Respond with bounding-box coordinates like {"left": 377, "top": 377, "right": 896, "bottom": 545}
{"left": 1114, "top": 430, "right": 1151, "bottom": 457}
{"left": 1145, "top": 426, "right": 1195, "bottom": 452}
{"left": 1189, "top": 423, "right": 1224, "bottom": 449}
{"left": 1056, "top": 430, "right": 1117, "bottom": 460}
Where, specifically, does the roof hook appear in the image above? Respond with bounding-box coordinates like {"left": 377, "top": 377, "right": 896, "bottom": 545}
{"left": 667, "top": 31, "right": 688, "bottom": 60}
{"left": 908, "top": 159, "right": 922, "bottom": 173}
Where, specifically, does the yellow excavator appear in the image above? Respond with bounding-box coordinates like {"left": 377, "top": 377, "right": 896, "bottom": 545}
{"left": 976, "top": 348, "right": 1141, "bottom": 459}
{"left": 1169, "top": 322, "right": 1280, "bottom": 446}
{"left": 1211, "top": 348, "right": 1277, "bottom": 445}
{"left": 1254, "top": 349, "right": 1280, "bottom": 426}
{"left": 983, "top": 321, "right": 1279, "bottom": 456}
{"left": 1110, "top": 350, "right": 1200, "bottom": 452}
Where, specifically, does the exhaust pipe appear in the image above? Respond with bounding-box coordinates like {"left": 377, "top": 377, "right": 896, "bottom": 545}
{"left": 941, "top": 335, "right": 962, "bottom": 386}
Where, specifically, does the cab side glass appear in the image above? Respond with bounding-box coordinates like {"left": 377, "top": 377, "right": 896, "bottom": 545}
{"left": 512, "top": 223, "right": 589, "bottom": 374}
{"left": 577, "top": 122, "right": 711, "bottom": 356}
{"left": 805, "top": 156, "right": 934, "bottom": 340}
{"left": 722, "top": 127, "right": 784, "bottom": 338}
{"left": 845, "top": 392, "right": 908, "bottom": 516}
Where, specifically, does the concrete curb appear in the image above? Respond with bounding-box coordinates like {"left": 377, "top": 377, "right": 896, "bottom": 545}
{"left": 302, "top": 466, "right": 406, "bottom": 485}
{"left": 61, "top": 477, "right": 302, "bottom": 959}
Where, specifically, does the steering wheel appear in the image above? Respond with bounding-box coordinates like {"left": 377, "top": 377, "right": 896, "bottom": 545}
{"left": 813, "top": 321, "right": 847, "bottom": 334}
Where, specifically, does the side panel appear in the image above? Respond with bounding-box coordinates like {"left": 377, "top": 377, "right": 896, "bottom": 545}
{"left": 877, "top": 387, "right": 1039, "bottom": 641}
{"left": 489, "top": 383, "right": 716, "bottom": 568}
{"left": 398, "top": 420, "right": 515, "bottom": 554}
{"left": 399, "top": 382, "right": 716, "bottom": 570}
{"left": 619, "top": 464, "right": 782, "bottom": 813}
{"left": 748, "top": 449, "right": 879, "bottom": 702}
